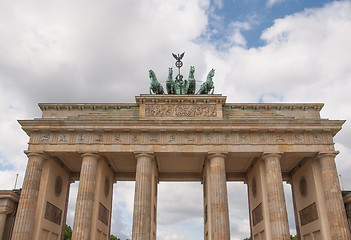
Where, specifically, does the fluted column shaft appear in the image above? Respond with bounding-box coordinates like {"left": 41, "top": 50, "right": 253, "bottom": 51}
{"left": 208, "top": 153, "right": 230, "bottom": 240}
{"left": 132, "top": 153, "right": 154, "bottom": 240}
{"left": 12, "top": 153, "right": 45, "bottom": 240}
{"left": 263, "top": 153, "right": 290, "bottom": 240}
{"left": 318, "top": 152, "right": 351, "bottom": 239}
{"left": 72, "top": 153, "right": 98, "bottom": 240}
{"left": 0, "top": 213, "right": 7, "bottom": 240}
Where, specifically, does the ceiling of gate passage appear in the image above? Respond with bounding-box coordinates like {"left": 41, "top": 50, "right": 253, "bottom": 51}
{"left": 49, "top": 151, "right": 316, "bottom": 181}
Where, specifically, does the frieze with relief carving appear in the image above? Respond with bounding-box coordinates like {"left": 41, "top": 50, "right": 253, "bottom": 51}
{"left": 145, "top": 104, "right": 217, "bottom": 118}
{"left": 31, "top": 131, "right": 333, "bottom": 146}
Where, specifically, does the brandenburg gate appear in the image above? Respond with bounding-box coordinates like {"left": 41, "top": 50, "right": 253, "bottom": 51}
{"left": 9, "top": 54, "right": 351, "bottom": 239}
{"left": 10, "top": 94, "right": 350, "bottom": 240}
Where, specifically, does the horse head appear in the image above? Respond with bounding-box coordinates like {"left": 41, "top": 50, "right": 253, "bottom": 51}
{"left": 149, "top": 70, "right": 156, "bottom": 81}
{"left": 190, "top": 66, "right": 195, "bottom": 74}
{"left": 207, "top": 69, "right": 215, "bottom": 82}
{"left": 168, "top": 67, "right": 173, "bottom": 77}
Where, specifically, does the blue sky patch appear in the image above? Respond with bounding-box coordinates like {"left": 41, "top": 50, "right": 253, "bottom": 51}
{"left": 204, "top": 0, "right": 335, "bottom": 48}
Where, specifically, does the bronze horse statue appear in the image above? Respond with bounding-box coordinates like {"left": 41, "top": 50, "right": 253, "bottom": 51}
{"left": 149, "top": 70, "right": 164, "bottom": 94}
{"left": 166, "top": 68, "right": 175, "bottom": 94}
{"left": 198, "top": 69, "right": 215, "bottom": 94}
{"left": 186, "top": 66, "right": 196, "bottom": 94}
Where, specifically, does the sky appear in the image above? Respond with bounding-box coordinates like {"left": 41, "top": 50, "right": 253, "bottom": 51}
{"left": 1, "top": 0, "right": 351, "bottom": 239}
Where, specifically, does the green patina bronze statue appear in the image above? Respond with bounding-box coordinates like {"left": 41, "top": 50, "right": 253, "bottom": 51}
{"left": 166, "top": 67, "right": 175, "bottom": 94}
{"left": 198, "top": 69, "right": 215, "bottom": 94}
{"left": 174, "top": 73, "right": 187, "bottom": 94}
{"left": 148, "top": 53, "right": 215, "bottom": 95}
{"left": 149, "top": 69, "right": 164, "bottom": 94}
{"left": 186, "top": 66, "right": 196, "bottom": 94}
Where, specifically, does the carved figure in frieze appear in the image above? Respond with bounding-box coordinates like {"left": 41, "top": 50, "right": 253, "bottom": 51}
{"left": 240, "top": 133, "right": 248, "bottom": 143}
{"left": 185, "top": 134, "right": 195, "bottom": 143}
{"left": 204, "top": 133, "right": 213, "bottom": 143}
{"left": 168, "top": 134, "right": 176, "bottom": 143}
{"left": 223, "top": 133, "right": 231, "bottom": 142}
{"left": 145, "top": 105, "right": 173, "bottom": 117}
{"left": 313, "top": 134, "right": 321, "bottom": 142}
{"left": 40, "top": 134, "right": 50, "bottom": 142}
{"left": 131, "top": 134, "right": 139, "bottom": 143}
{"left": 275, "top": 134, "right": 285, "bottom": 142}
{"left": 149, "top": 133, "right": 158, "bottom": 143}
{"left": 77, "top": 134, "right": 85, "bottom": 142}
{"left": 294, "top": 134, "right": 303, "bottom": 143}
{"left": 59, "top": 134, "right": 67, "bottom": 142}
{"left": 259, "top": 133, "right": 268, "bottom": 143}
{"left": 113, "top": 134, "right": 121, "bottom": 142}
{"left": 95, "top": 134, "right": 103, "bottom": 142}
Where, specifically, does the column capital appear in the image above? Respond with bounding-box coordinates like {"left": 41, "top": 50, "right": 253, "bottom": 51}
{"left": 134, "top": 152, "right": 155, "bottom": 160}
{"left": 316, "top": 151, "right": 339, "bottom": 159}
{"left": 262, "top": 152, "right": 282, "bottom": 161}
{"left": 0, "top": 205, "right": 15, "bottom": 215}
{"left": 24, "top": 151, "right": 45, "bottom": 158}
{"left": 206, "top": 152, "right": 228, "bottom": 160}
{"left": 80, "top": 152, "right": 100, "bottom": 159}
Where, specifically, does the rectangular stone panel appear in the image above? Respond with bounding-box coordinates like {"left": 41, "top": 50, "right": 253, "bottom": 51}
{"left": 252, "top": 203, "right": 263, "bottom": 226}
{"left": 144, "top": 104, "right": 217, "bottom": 118}
{"left": 99, "top": 202, "right": 109, "bottom": 226}
{"left": 299, "top": 202, "right": 318, "bottom": 226}
{"left": 44, "top": 201, "right": 62, "bottom": 225}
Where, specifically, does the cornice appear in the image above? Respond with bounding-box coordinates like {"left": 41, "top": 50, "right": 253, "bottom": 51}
{"left": 136, "top": 94, "right": 227, "bottom": 105}
{"left": 38, "top": 103, "right": 138, "bottom": 111}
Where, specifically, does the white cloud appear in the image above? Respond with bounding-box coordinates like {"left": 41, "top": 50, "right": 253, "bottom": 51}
{"left": 227, "top": 21, "right": 252, "bottom": 47}
{"left": 157, "top": 230, "right": 186, "bottom": 240}
{"left": 267, "top": 0, "right": 286, "bottom": 8}
{"left": 214, "top": 0, "right": 224, "bottom": 9}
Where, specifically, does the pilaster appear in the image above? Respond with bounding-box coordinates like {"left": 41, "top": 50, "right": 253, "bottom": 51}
{"left": 247, "top": 158, "right": 271, "bottom": 240}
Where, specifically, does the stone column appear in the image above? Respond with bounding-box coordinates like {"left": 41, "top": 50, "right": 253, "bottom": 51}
{"left": 207, "top": 153, "right": 230, "bottom": 240}
{"left": 132, "top": 153, "right": 154, "bottom": 240}
{"left": 61, "top": 178, "right": 73, "bottom": 240}
{"left": 12, "top": 152, "right": 45, "bottom": 240}
{"left": 263, "top": 153, "right": 290, "bottom": 240}
{"left": 72, "top": 153, "right": 99, "bottom": 240}
{"left": 0, "top": 212, "right": 7, "bottom": 240}
{"left": 318, "top": 152, "right": 351, "bottom": 239}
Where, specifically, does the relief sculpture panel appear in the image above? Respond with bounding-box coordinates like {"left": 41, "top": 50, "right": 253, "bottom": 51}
{"left": 32, "top": 131, "right": 331, "bottom": 146}
{"left": 145, "top": 104, "right": 217, "bottom": 118}
{"left": 44, "top": 201, "right": 62, "bottom": 225}
{"left": 299, "top": 202, "right": 318, "bottom": 226}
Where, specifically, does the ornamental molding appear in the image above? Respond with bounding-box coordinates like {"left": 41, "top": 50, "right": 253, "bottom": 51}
{"left": 30, "top": 131, "right": 333, "bottom": 146}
